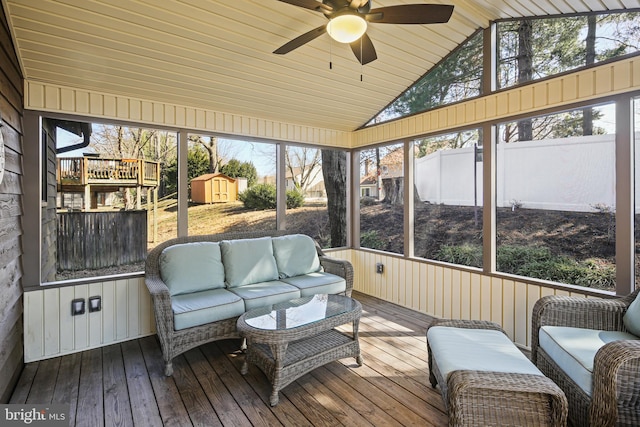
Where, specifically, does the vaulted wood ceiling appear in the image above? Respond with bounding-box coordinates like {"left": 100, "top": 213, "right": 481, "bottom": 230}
{"left": 4, "top": 0, "right": 638, "bottom": 131}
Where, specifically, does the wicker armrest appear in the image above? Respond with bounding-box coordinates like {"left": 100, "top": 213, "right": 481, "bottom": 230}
{"left": 144, "top": 273, "right": 176, "bottom": 335}
{"left": 590, "top": 339, "right": 640, "bottom": 426}
{"left": 531, "top": 295, "right": 628, "bottom": 363}
{"left": 427, "top": 319, "right": 505, "bottom": 334}
{"left": 318, "top": 255, "right": 354, "bottom": 297}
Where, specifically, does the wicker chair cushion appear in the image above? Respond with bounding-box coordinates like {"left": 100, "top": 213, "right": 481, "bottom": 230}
{"left": 228, "top": 281, "right": 300, "bottom": 310}
{"left": 623, "top": 292, "right": 640, "bottom": 336}
{"left": 272, "top": 234, "right": 321, "bottom": 278}
{"left": 539, "top": 325, "right": 637, "bottom": 395}
{"left": 171, "top": 288, "right": 245, "bottom": 330}
{"left": 427, "top": 326, "right": 543, "bottom": 380}
{"left": 159, "top": 242, "right": 226, "bottom": 296}
{"left": 281, "top": 272, "right": 346, "bottom": 297}
{"left": 220, "top": 237, "right": 279, "bottom": 288}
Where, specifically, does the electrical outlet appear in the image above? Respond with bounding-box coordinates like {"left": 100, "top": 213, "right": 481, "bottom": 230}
{"left": 376, "top": 263, "right": 384, "bottom": 274}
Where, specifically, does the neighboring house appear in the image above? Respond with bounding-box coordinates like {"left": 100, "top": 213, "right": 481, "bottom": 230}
{"left": 286, "top": 165, "right": 325, "bottom": 197}
{"left": 360, "top": 147, "right": 406, "bottom": 200}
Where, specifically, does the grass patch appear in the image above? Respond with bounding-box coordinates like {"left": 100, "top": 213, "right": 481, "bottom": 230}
{"left": 435, "top": 244, "right": 615, "bottom": 289}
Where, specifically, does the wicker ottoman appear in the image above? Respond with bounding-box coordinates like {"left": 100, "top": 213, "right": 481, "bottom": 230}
{"left": 426, "top": 319, "right": 567, "bottom": 427}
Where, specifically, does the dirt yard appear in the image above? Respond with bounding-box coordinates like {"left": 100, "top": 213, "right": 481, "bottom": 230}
{"left": 58, "top": 199, "right": 625, "bottom": 288}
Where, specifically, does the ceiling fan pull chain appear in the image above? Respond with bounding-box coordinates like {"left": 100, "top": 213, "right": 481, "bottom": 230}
{"left": 360, "top": 39, "right": 363, "bottom": 81}
{"left": 330, "top": 37, "right": 333, "bottom": 69}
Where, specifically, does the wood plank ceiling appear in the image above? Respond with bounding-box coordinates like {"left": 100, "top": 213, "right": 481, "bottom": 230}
{"left": 3, "top": 0, "right": 639, "bottom": 131}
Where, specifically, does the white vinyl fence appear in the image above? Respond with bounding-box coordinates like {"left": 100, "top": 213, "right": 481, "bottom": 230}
{"left": 414, "top": 134, "right": 635, "bottom": 212}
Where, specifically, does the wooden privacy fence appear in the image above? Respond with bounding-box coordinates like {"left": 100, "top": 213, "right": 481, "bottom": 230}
{"left": 57, "top": 211, "right": 147, "bottom": 271}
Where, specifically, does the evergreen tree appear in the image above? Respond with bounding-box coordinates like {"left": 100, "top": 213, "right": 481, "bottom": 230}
{"left": 220, "top": 159, "right": 258, "bottom": 187}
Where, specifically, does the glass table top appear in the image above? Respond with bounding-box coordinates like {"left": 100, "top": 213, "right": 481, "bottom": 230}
{"left": 243, "top": 294, "right": 357, "bottom": 331}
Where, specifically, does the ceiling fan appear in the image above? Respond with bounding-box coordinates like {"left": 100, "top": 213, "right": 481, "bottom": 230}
{"left": 273, "top": 0, "right": 454, "bottom": 65}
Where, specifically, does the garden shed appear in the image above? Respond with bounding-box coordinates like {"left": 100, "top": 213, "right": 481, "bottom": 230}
{"left": 191, "top": 173, "right": 237, "bottom": 204}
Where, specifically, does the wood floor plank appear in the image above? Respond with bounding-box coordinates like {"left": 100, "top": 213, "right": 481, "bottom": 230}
{"left": 279, "top": 379, "right": 343, "bottom": 427}
{"left": 52, "top": 352, "right": 82, "bottom": 427}
{"left": 138, "top": 336, "right": 192, "bottom": 427}
{"left": 25, "top": 357, "right": 60, "bottom": 404}
{"left": 183, "top": 347, "right": 253, "bottom": 427}
{"left": 9, "top": 361, "right": 38, "bottom": 403}
{"left": 216, "top": 339, "right": 323, "bottom": 427}
{"left": 76, "top": 348, "right": 104, "bottom": 427}
{"left": 120, "top": 340, "right": 163, "bottom": 427}
{"left": 103, "top": 344, "right": 134, "bottom": 427}
{"left": 204, "top": 341, "right": 285, "bottom": 427}
{"left": 171, "top": 354, "right": 222, "bottom": 427}
{"left": 10, "top": 294, "right": 450, "bottom": 427}
{"left": 288, "top": 371, "right": 375, "bottom": 427}
{"left": 310, "top": 365, "right": 415, "bottom": 427}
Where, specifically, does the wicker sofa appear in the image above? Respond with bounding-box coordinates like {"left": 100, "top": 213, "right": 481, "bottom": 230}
{"left": 531, "top": 288, "right": 640, "bottom": 426}
{"left": 145, "top": 230, "right": 354, "bottom": 376}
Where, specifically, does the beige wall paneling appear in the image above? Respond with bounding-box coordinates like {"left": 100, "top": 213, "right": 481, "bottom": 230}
{"left": 24, "top": 278, "right": 155, "bottom": 363}
{"left": 24, "top": 81, "right": 352, "bottom": 148}
{"left": 353, "top": 56, "right": 640, "bottom": 148}
{"left": 350, "top": 251, "right": 597, "bottom": 348}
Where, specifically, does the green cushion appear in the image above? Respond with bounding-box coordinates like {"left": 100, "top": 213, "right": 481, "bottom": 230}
{"left": 539, "top": 326, "right": 637, "bottom": 395}
{"left": 272, "top": 234, "right": 321, "bottom": 278}
{"left": 427, "top": 327, "right": 543, "bottom": 381}
{"left": 159, "top": 242, "right": 225, "bottom": 296}
{"left": 281, "top": 272, "right": 345, "bottom": 297}
{"left": 228, "top": 281, "right": 300, "bottom": 310}
{"left": 172, "top": 288, "right": 245, "bottom": 330}
{"left": 220, "top": 237, "right": 279, "bottom": 288}
{"left": 623, "top": 292, "right": 640, "bottom": 336}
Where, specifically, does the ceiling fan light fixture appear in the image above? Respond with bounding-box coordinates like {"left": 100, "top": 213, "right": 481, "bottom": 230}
{"left": 326, "top": 14, "right": 367, "bottom": 43}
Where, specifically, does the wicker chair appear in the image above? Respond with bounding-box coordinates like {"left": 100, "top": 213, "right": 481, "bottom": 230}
{"left": 145, "top": 230, "right": 354, "bottom": 376}
{"left": 531, "top": 288, "right": 640, "bottom": 426}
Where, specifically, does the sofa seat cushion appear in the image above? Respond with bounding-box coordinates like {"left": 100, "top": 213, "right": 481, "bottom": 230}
{"left": 539, "top": 326, "right": 638, "bottom": 396}
{"left": 172, "top": 288, "right": 245, "bottom": 331}
{"left": 427, "top": 326, "right": 543, "bottom": 381}
{"left": 160, "top": 242, "right": 225, "bottom": 296}
{"left": 228, "top": 281, "right": 301, "bottom": 310}
{"left": 272, "top": 234, "right": 321, "bottom": 278}
{"left": 281, "top": 272, "right": 346, "bottom": 297}
{"left": 221, "top": 237, "right": 279, "bottom": 288}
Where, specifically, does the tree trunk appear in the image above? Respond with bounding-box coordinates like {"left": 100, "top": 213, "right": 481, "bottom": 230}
{"left": 382, "top": 178, "right": 403, "bottom": 205}
{"left": 517, "top": 20, "right": 533, "bottom": 141}
{"left": 583, "top": 15, "right": 596, "bottom": 136}
{"left": 199, "top": 136, "right": 218, "bottom": 173}
{"left": 321, "top": 150, "right": 347, "bottom": 247}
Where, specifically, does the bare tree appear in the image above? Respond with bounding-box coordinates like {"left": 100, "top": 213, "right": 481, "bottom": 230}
{"left": 285, "top": 147, "right": 322, "bottom": 194}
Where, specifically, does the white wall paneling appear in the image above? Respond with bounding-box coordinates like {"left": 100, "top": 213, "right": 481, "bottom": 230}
{"left": 24, "top": 277, "right": 154, "bottom": 363}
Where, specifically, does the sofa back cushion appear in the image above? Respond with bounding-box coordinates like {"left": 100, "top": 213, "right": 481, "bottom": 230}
{"left": 220, "top": 237, "right": 279, "bottom": 288}
{"left": 272, "top": 234, "right": 321, "bottom": 278}
{"left": 159, "top": 242, "right": 225, "bottom": 296}
{"left": 623, "top": 292, "right": 640, "bottom": 336}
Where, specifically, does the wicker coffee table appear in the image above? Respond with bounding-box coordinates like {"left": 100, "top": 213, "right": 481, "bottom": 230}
{"left": 237, "top": 294, "right": 363, "bottom": 406}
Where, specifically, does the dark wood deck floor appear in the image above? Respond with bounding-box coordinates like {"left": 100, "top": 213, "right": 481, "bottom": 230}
{"left": 10, "top": 292, "right": 447, "bottom": 426}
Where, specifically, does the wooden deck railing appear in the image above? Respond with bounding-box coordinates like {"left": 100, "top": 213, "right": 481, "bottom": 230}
{"left": 57, "top": 157, "right": 160, "bottom": 187}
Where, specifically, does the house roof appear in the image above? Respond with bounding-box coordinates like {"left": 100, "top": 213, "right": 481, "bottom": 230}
{"left": 191, "top": 172, "right": 235, "bottom": 182}
{"left": 4, "top": 1, "right": 634, "bottom": 132}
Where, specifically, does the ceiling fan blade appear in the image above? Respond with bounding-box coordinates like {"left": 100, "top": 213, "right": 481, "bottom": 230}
{"left": 366, "top": 4, "right": 454, "bottom": 24}
{"left": 350, "top": 33, "right": 377, "bottom": 65}
{"left": 276, "top": 0, "right": 332, "bottom": 12}
{"left": 273, "top": 25, "right": 327, "bottom": 55}
{"left": 349, "top": 0, "right": 369, "bottom": 9}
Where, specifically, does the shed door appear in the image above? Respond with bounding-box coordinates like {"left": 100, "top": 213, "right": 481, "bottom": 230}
{"left": 212, "top": 178, "right": 229, "bottom": 202}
